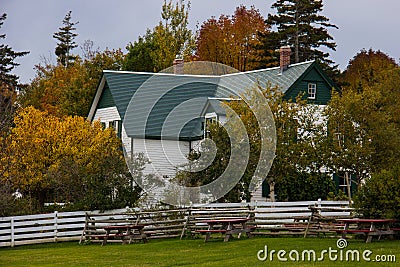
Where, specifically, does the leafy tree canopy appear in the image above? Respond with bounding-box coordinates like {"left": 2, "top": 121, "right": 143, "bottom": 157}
{"left": 20, "top": 48, "right": 124, "bottom": 117}
{"left": 123, "top": 0, "right": 195, "bottom": 72}
{"left": 1, "top": 106, "right": 139, "bottom": 213}
{"left": 196, "top": 5, "right": 268, "bottom": 71}
{"left": 326, "top": 49, "right": 400, "bottom": 191}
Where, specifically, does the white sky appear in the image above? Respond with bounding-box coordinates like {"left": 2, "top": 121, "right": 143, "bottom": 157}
{"left": 3, "top": 0, "right": 400, "bottom": 83}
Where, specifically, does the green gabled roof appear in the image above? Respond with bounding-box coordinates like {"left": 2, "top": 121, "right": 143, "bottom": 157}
{"left": 90, "top": 61, "right": 333, "bottom": 141}
{"left": 238, "top": 61, "right": 315, "bottom": 92}
{"left": 103, "top": 71, "right": 153, "bottom": 121}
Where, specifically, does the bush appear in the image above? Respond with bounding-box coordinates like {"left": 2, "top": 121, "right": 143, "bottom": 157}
{"left": 276, "top": 172, "right": 336, "bottom": 201}
{"left": 354, "top": 166, "right": 400, "bottom": 219}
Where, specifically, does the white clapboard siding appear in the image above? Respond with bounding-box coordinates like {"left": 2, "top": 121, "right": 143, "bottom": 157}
{"left": 121, "top": 125, "right": 131, "bottom": 157}
{"left": 92, "top": 106, "right": 120, "bottom": 122}
{"left": 132, "top": 138, "right": 190, "bottom": 178}
{"left": 250, "top": 186, "right": 265, "bottom": 202}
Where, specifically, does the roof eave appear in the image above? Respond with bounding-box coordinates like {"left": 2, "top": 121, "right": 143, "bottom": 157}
{"left": 87, "top": 74, "right": 107, "bottom": 121}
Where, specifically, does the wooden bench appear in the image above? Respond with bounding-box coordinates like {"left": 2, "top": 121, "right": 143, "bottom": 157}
{"left": 336, "top": 218, "right": 397, "bottom": 243}
{"left": 101, "top": 224, "right": 147, "bottom": 245}
{"left": 336, "top": 229, "right": 373, "bottom": 234}
{"left": 195, "top": 218, "right": 252, "bottom": 242}
{"left": 181, "top": 203, "right": 254, "bottom": 239}
{"left": 195, "top": 229, "right": 227, "bottom": 233}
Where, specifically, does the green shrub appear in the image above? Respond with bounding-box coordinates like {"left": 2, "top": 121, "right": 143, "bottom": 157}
{"left": 354, "top": 166, "right": 400, "bottom": 219}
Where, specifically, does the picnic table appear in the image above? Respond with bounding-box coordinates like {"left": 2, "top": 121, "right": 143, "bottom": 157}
{"left": 336, "top": 218, "right": 397, "bottom": 243}
{"left": 303, "top": 205, "right": 354, "bottom": 237}
{"left": 195, "top": 218, "right": 253, "bottom": 242}
{"left": 100, "top": 224, "right": 147, "bottom": 246}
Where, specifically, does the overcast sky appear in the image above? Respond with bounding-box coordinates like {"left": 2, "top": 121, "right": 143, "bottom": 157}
{"left": 3, "top": 0, "right": 400, "bottom": 84}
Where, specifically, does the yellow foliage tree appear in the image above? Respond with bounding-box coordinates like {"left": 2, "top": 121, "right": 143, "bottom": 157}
{"left": 1, "top": 107, "right": 135, "bottom": 211}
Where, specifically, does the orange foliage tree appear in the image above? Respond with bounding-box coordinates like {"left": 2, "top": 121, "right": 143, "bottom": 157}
{"left": 341, "top": 49, "right": 398, "bottom": 92}
{"left": 20, "top": 49, "right": 124, "bottom": 118}
{"left": 196, "top": 5, "right": 268, "bottom": 71}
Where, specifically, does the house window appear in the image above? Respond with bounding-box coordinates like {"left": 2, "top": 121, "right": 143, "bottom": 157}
{"left": 334, "top": 172, "right": 357, "bottom": 196}
{"left": 334, "top": 132, "right": 344, "bottom": 148}
{"left": 308, "top": 83, "right": 316, "bottom": 99}
{"left": 333, "top": 125, "right": 344, "bottom": 148}
{"left": 204, "top": 112, "right": 218, "bottom": 138}
{"left": 108, "top": 120, "right": 122, "bottom": 139}
{"left": 109, "top": 120, "right": 116, "bottom": 130}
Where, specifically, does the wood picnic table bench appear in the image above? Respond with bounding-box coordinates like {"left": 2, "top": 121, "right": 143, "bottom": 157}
{"left": 336, "top": 218, "right": 397, "bottom": 243}
{"left": 98, "top": 224, "right": 147, "bottom": 246}
{"left": 195, "top": 218, "right": 253, "bottom": 242}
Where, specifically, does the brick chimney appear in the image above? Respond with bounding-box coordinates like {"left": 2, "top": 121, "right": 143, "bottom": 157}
{"left": 280, "top": 46, "right": 291, "bottom": 73}
{"left": 173, "top": 56, "right": 184, "bottom": 75}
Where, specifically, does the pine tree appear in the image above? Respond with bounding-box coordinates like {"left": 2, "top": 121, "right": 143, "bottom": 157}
{"left": 0, "top": 13, "right": 28, "bottom": 181}
{"left": 263, "top": 0, "right": 337, "bottom": 67}
{"left": 53, "top": 11, "right": 78, "bottom": 67}
{"left": 0, "top": 13, "right": 29, "bottom": 90}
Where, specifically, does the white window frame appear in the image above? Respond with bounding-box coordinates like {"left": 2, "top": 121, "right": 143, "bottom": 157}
{"left": 308, "top": 83, "right": 316, "bottom": 100}
{"left": 204, "top": 112, "right": 218, "bottom": 138}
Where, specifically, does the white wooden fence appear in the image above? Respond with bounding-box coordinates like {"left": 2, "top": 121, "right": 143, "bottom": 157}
{"left": 0, "top": 211, "right": 85, "bottom": 247}
{"left": 0, "top": 200, "right": 351, "bottom": 247}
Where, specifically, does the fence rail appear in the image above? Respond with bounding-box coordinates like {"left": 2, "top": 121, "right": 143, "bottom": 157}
{"left": 0, "top": 200, "right": 352, "bottom": 247}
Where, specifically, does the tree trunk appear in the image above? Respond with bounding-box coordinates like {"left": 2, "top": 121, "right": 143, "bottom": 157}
{"left": 269, "top": 180, "right": 276, "bottom": 202}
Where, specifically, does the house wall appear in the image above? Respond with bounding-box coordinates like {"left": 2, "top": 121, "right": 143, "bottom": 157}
{"left": 92, "top": 106, "right": 120, "bottom": 122}
{"left": 92, "top": 106, "right": 192, "bottom": 181}
{"left": 284, "top": 68, "right": 332, "bottom": 105}
{"left": 132, "top": 138, "right": 190, "bottom": 178}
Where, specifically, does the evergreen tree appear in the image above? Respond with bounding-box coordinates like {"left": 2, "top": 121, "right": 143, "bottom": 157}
{"left": 0, "top": 13, "right": 28, "bottom": 194}
{"left": 262, "top": 0, "right": 337, "bottom": 68}
{"left": 0, "top": 13, "right": 29, "bottom": 90}
{"left": 53, "top": 11, "right": 78, "bottom": 67}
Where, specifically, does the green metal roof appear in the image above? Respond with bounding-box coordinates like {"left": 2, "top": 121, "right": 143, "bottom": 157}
{"left": 92, "top": 61, "right": 328, "bottom": 141}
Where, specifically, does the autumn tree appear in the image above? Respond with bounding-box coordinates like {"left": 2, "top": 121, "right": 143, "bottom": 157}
{"left": 343, "top": 51, "right": 400, "bottom": 217}
{"left": 196, "top": 5, "right": 268, "bottom": 71}
{"left": 326, "top": 49, "right": 400, "bottom": 196}
{"left": 1, "top": 107, "right": 140, "bottom": 212}
{"left": 124, "top": 0, "right": 195, "bottom": 72}
{"left": 340, "top": 49, "right": 398, "bottom": 92}
{"left": 20, "top": 48, "right": 124, "bottom": 117}
{"left": 262, "top": 0, "right": 337, "bottom": 71}
{"left": 53, "top": 11, "right": 78, "bottom": 67}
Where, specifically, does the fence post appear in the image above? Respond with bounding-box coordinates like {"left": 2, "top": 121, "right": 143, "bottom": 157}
{"left": 10, "top": 217, "right": 15, "bottom": 247}
{"left": 54, "top": 211, "right": 58, "bottom": 243}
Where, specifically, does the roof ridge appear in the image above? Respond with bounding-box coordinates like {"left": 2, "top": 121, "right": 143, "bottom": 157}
{"left": 222, "top": 60, "right": 315, "bottom": 77}
{"left": 103, "top": 60, "right": 315, "bottom": 78}
{"left": 103, "top": 69, "right": 221, "bottom": 78}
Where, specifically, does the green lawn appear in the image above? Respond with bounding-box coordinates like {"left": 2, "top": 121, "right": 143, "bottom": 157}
{"left": 0, "top": 237, "right": 399, "bottom": 267}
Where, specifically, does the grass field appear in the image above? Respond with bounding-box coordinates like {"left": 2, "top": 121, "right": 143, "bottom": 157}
{"left": 0, "top": 236, "right": 399, "bottom": 267}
